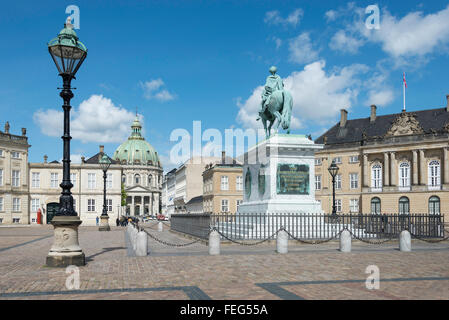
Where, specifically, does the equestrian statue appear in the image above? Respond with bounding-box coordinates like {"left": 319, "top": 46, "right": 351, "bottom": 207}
{"left": 257, "top": 66, "right": 293, "bottom": 138}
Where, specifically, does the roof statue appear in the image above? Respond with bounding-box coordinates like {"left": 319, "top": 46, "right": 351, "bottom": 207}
{"left": 257, "top": 66, "right": 293, "bottom": 138}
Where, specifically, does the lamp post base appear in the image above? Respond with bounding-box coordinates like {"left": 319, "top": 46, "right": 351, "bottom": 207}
{"left": 46, "top": 216, "right": 85, "bottom": 267}
{"left": 99, "top": 215, "right": 110, "bottom": 231}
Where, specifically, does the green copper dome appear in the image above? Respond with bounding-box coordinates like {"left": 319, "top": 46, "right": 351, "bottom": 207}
{"left": 113, "top": 116, "right": 161, "bottom": 167}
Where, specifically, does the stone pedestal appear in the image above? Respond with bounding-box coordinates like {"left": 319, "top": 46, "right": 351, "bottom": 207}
{"left": 46, "top": 216, "right": 85, "bottom": 267}
{"left": 99, "top": 215, "right": 110, "bottom": 231}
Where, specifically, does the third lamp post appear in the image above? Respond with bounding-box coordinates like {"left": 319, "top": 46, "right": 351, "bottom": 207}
{"left": 99, "top": 154, "right": 112, "bottom": 231}
{"left": 328, "top": 160, "right": 340, "bottom": 219}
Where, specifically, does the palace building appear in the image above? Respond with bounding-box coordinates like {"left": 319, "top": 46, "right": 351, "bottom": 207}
{"left": 314, "top": 95, "right": 449, "bottom": 220}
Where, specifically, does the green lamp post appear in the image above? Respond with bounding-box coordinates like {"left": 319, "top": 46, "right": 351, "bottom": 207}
{"left": 46, "top": 18, "right": 87, "bottom": 267}
{"left": 328, "top": 160, "right": 340, "bottom": 220}
{"left": 99, "top": 154, "right": 112, "bottom": 231}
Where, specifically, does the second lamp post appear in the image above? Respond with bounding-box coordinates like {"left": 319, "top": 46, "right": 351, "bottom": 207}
{"left": 328, "top": 160, "right": 340, "bottom": 219}
{"left": 99, "top": 154, "right": 112, "bottom": 231}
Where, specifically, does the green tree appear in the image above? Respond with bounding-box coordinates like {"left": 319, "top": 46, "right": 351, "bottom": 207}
{"left": 121, "top": 182, "right": 127, "bottom": 207}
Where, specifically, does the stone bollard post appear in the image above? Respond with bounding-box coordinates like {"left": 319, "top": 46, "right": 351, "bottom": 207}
{"left": 209, "top": 230, "right": 220, "bottom": 255}
{"left": 135, "top": 231, "right": 148, "bottom": 256}
{"left": 276, "top": 229, "right": 288, "bottom": 254}
{"left": 400, "top": 230, "right": 411, "bottom": 252}
{"left": 339, "top": 230, "right": 352, "bottom": 253}
{"left": 158, "top": 222, "right": 163, "bottom": 232}
{"left": 132, "top": 227, "right": 138, "bottom": 251}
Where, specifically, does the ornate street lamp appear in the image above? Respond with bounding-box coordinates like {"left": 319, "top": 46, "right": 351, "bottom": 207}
{"left": 328, "top": 160, "right": 340, "bottom": 219}
{"left": 46, "top": 18, "right": 87, "bottom": 267}
{"left": 99, "top": 154, "right": 112, "bottom": 231}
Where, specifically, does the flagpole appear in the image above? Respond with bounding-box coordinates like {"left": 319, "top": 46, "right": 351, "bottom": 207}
{"left": 403, "top": 72, "right": 406, "bottom": 112}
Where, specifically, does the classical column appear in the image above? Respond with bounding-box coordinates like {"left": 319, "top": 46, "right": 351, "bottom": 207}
{"left": 444, "top": 147, "right": 449, "bottom": 185}
{"left": 363, "top": 154, "right": 369, "bottom": 187}
{"left": 419, "top": 150, "right": 426, "bottom": 185}
{"left": 390, "top": 152, "right": 397, "bottom": 186}
{"left": 384, "top": 153, "right": 390, "bottom": 186}
{"left": 149, "top": 193, "right": 153, "bottom": 215}
{"left": 131, "top": 196, "right": 135, "bottom": 216}
{"left": 412, "top": 150, "right": 419, "bottom": 185}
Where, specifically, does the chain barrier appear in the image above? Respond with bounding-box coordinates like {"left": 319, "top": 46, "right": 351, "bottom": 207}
{"left": 282, "top": 228, "right": 344, "bottom": 245}
{"left": 142, "top": 228, "right": 209, "bottom": 247}
{"left": 213, "top": 227, "right": 280, "bottom": 246}
{"left": 409, "top": 228, "right": 449, "bottom": 243}
{"left": 344, "top": 228, "right": 396, "bottom": 245}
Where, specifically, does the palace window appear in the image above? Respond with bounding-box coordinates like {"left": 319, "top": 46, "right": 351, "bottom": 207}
{"left": 350, "top": 199, "right": 359, "bottom": 213}
{"left": 51, "top": 173, "right": 58, "bottom": 188}
{"left": 148, "top": 175, "right": 153, "bottom": 186}
{"left": 0, "top": 197, "right": 3, "bottom": 211}
{"left": 428, "top": 160, "right": 441, "bottom": 189}
{"left": 87, "top": 173, "right": 96, "bottom": 189}
{"left": 350, "top": 173, "right": 358, "bottom": 189}
{"left": 371, "top": 197, "right": 381, "bottom": 214}
{"left": 335, "top": 199, "right": 342, "bottom": 213}
{"left": 107, "top": 173, "right": 113, "bottom": 188}
{"left": 135, "top": 174, "right": 140, "bottom": 185}
{"left": 315, "top": 158, "right": 322, "bottom": 166}
{"left": 0, "top": 149, "right": 3, "bottom": 157}
{"left": 87, "top": 199, "right": 95, "bottom": 212}
{"left": 0, "top": 169, "right": 3, "bottom": 186}
{"left": 333, "top": 157, "right": 342, "bottom": 164}
{"left": 315, "top": 175, "right": 322, "bottom": 190}
{"left": 31, "top": 173, "right": 40, "bottom": 188}
{"left": 31, "top": 199, "right": 40, "bottom": 212}
{"left": 429, "top": 196, "right": 440, "bottom": 215}
{"left": 236, "top": 200, "right": 243, "bottom": 209}
{"left": 399, "top": 197, "right": 410, "bottom": 215}
{"left": 371, "top": 164, "right": 382, "bottom": 190}
{"left": 221, "top": 199, "right": 229, "bottom": 213}
{"left": 11, "top": 151, "right": 20, "bottom": 159}
{"left": 399, "top": 162, "right": 411, "bottom": 189}
{"left": 12, "top": 170, "right": 20, "bottom": 187}
{"left": 107, "top": 199, "right": 113, "bottom": 212}
{"left": 221, "top": 176, "right": 229, "bottom": 191}
{"left": 349, "top": 156, "right": 359, "bottom": 164}
{"left": 335, "top": 174, "right": 342, "bottom": 190}
{"left": 13, "top": 198, "right": 20, "bottom": 212}
{"left": 236, "top": 176, "right": 243, "bottom": 191}
{"left": 122, "top": 174, "right": 126, "bottom": 184}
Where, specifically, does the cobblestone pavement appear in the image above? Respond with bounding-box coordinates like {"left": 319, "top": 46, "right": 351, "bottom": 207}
{"left": 1, "top": 223, "right": 449, "bottom": 300}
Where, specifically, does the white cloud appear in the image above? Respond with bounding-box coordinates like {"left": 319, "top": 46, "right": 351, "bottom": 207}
{"left": 325, "top": 10, "right": 338, "bottom": 22}
{"left": 288, "top": 33, "right": 320, "bottom": 65}
{"left": 140, "top": 78, "right": 176, "bottom": 102}
{"left": 264, "top": 8, "right": 303, "bottom": 27}
{"left": 236, "top": 60, "right": 369, "bottom": 129}
{"left": 329, "top": 30, "right": 365, "bottom": 54}
{"left": 34, "top": 95, "right": 138, "bottom": 144}
{"left": 364, "top": 72, "right": 395, "bottom": 107}
{"left": 71, "top": 154, "right": 83, "bottom": 164}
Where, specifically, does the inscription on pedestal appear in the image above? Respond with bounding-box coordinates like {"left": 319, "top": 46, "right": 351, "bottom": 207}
{"left": 276, "top": 164, "right": 309, "bottom": 195}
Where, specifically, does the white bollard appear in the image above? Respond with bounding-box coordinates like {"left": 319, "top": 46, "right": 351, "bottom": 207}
{"left": 132, "top": 228, "right": 138, "bottom": 251}
{"left": 339, "top": 230, "right": 352, "bottom": 253}
{"left": 135, "top": 231, "right": 148, "bottom": 256}
{"left": 400, "top": 230, "right": 412, "bottom": 252}
{"left": 209, "top": 230, "right": 220, "bottom": 255}
{"left": 276, "top": 230, "right": 288, "bottom": 254}
{"left": 158, "top": 222, "right": 163, "bottom": 232}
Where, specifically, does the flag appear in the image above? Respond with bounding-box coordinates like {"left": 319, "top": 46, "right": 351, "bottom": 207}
{"left": 403, "top": 72, "right": 407, "bottom": 88}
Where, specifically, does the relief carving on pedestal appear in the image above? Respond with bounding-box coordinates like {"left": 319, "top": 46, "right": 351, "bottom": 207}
{"left": 385, "top": 113, "right": 424, "bottom": 137}
{"left": 444, "top": 122, "right": 449, "bottom": 133}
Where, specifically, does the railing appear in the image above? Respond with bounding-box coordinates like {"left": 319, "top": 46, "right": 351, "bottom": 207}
{"left": 171, "top": 213, "right": 445, "bottom": 241}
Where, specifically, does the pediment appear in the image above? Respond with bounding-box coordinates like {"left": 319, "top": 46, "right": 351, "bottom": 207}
{"left": 385, "top": 113, "right": 424, "bottom": 137}
{"left": 125, "top": 185, "right": 150, "bottom": 192}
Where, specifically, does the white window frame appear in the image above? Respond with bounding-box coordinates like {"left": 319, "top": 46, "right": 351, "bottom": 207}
{"left": 107, "top": 173, "right": 113, "bottom": 189}
{"left": 0, "top": 169, "right": 3, "bottom": 186}
{"left": 428, "top": 160, "right": 441, "bottom": 190}
{"left": 0, "top": 197, "right": 3, "bottom": 211}
{"left": 70, "top": 173, "right": 77, "bottom": 188}
{"left": 315, "top": 158, "right": 322, "bottom": 166}
{"left": 335, "top": 174, "right": 342, "bottom": 190}
{"left": 13, "top": 198, "right": 20, "bottom": 212}
{"left": 399, "top": 162, "right": 411, "bottom": 190}
{"left": 88, "top": 173, "right": 96, "bottom": 189}
{"left": 236, "top": 199, "right": 243, "bottom": 209}
{"left": 333, "top": 157, "right": 342, "bottom": 164}
{"left": 107, "top": 199, "right": 113, "bottom": 212}
{"left": 51, "top": 173, "right": 59, "bottom": 188}
{"left": 0, "top": 149, "right": 3, "bottom": 157}
{"left": 236, "top": 176, "right": 243, "bottom": 191}
{"left": 87, "top": 199, "right": 96, "bottom": 212}
{"left": 221, "top": 176, "right": 229, "bottom": 191}
{"left": 221, "top": 199, "right": 229, "bottom": 212}
{"left": 11, "top": 151, "right": 20, "bottom": 159}
{"left": 335, "top": 199, "right": 342, "bottom": 213}
{"left": 349, "top": 156, "right": 359, "bottom": 164}
{"left": 31, "top": 199, "right": 40, "bottom": 212}
{"left": 350, "top": 199, "right": 359, "bottom": 213}
{"left": 315, "top": 175, "right": 322, "bottom": 191}
{"left": 31, "top": 172, "right": 40, "bottom": 188}
{"left": 371, "top": 164, "right": 382, "bottom": 191}
{"left": 350, "top": 173, "right": 358, "bottom": 190}
{"left": 12, "top": 170, "right": 20, "bottom": 187}
{"left": 135, "top": 174, "right": 140, "bottom": 185}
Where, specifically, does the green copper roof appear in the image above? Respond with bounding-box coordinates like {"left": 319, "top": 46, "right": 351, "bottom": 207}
{"left": 48, "top": 21, "right": 87, "bottom": 54}
{"left": 113, "top": 116, "right": 161, "bottom": 167}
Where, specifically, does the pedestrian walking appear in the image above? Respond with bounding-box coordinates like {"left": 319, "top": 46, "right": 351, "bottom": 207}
{"left": 96, "top": 216, "right": 99, "bottom": 226}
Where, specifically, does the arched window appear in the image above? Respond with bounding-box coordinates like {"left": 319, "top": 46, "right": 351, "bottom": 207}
{"left": 429, "top": 196, "right": 440, "bottom": 215}
{"left": 399, "top": 162, "right": 410, "bottom": 188}
{"left": 135, "top": 174, "right": 140, "bottom": 185}
{"left": 371, "top": 164, "right": 382, "bottom": 190}
{"left": 148, "top": 175, "right": 153, "bottom": 187}
{"left": 371, "top": 197, "right": 381, "bottom": 214}
{"left": 399, "top": 197, "right": 410, "bottom": 215}
{"left": 122, "top": 174, "right": 126, "bottom": 184}
{"left": 428, "top": 160, "right": 441, "bottom": 188}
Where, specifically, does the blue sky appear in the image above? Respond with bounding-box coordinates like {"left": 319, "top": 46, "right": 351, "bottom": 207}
{"left": 1, "top": 0, "right": 449, "bottom": 172}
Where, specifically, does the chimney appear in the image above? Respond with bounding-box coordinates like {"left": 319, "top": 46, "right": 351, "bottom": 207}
{"left": 4, "top": 121, "right": 9, "bottom": 134}
{"left": 44, "top": 155, "right": 48, "bottom": 164}
{"left": 221, "top": 151, "right": 226, "bottom": 164}
{"left": 81, "top": 156, "right": 85, "bottom": 163}
{"left": 340, "top": 109, "right": 348, "bottom": 127}
{"left": 370, "top": 105, "right": 377, "bottom": 123}
{"left": 99, "top": 145, "right": 104, "bottom": 153}
{"left": 446, "top": 94, "right": 449, "bottom": 112}
{"left": 21, "top": 128, "right": 26, "bottom": 136}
